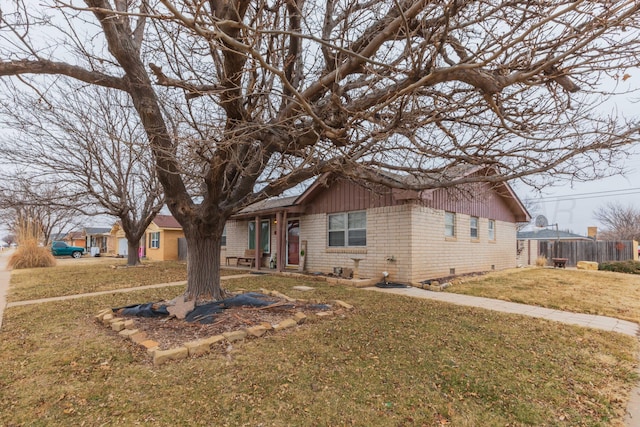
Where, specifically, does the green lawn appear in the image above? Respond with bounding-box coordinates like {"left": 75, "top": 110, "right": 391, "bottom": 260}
{"left": 0, "top": 264, "right": 637, "bottom": 426}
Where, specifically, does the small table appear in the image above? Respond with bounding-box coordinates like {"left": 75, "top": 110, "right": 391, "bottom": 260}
{"left": 225, "top": 256, "right": 238, "bottom": 266}
{"left": 552, "top": 258, "right": 568, "bottom": 268}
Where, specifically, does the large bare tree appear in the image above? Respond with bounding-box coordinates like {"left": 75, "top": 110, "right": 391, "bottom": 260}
{"left": 1, "top": 1, "right": 639, "bottom": 299}
{"left": 593, "top": 202, "right": 640, "bottom": 241}
{"left": 0, "top": 180, "right": 82, "bottom": 246}
{"left": 0, "top": 84, "right": 165, "bottom": 266}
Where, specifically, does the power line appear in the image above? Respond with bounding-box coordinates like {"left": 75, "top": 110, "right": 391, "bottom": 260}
{"left": 527, "top": 187, "right": 640, "bottom": 203}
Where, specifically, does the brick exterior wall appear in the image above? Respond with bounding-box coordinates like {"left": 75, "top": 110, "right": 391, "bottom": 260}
{"left": 300, "top": 203, "right": 517, "bottom": 284}
{"left": 221, "top": 219, "right": 276, "bottom": 268}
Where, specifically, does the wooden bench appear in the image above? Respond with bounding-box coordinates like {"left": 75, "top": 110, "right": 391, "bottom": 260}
{"left": 236, "top": 249, "right": 256, "bottom": 268}
{"left": 552, "top": 257, "right": 568, "bottom": 268}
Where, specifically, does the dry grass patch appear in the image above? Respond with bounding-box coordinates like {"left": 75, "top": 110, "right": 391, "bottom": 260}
{"left": 9, "top": 238, "right": 56, "bottom": 269}
{"left": 446, "top": 267, "right": 640, "bottom": 323}
{"left": 7, "top": 260, "right": 239, "bottom": 303}
{"left": 0, "top": 275, "right": 637, "bottom": 426}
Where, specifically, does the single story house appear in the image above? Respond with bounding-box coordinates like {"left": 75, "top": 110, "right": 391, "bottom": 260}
{"left": 63, "top": 230, "right": 86, "bottom": 248}
{"left": 517, "top": 228, "right": 593, "bottom": 266}
{"left": 83, "top": 227, "right": 112, "bottom": 256}
{"left": 144, "top": 215, "right": 185, "bottom": 261}
{"left": 224, "top": 170, "right": 530, "bottom": 284}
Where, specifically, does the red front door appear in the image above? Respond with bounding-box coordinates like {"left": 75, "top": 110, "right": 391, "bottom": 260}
{"left": 287, "top": 220, "right": 300, "bottom": 266}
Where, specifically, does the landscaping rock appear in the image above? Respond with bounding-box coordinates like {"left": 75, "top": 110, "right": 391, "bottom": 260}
{"left": 333, "top": 300, "right": 354, "bottom": 310}
{"left": 130, "top": 332, "right": 148, "bottom": 344}
{"left": 316, "top": 311, "right": 334, "bottom": 317}
{"left": 293, "top": 312, "right": 307, "bottom": 324}
{"left": 245, "top": 325, "right": 268, "bottom": 337}
{"left": 184, "top": 339, "right": 211, "bottom": 356}
{"left": 153, "top": 347, "right": 188, "bottom": 366}
{"left": 111, "top": 321, "right": 126, "bottom": 332}
{"left": 577, "top": 261, "right": 598, "bottom": 270}
{"left": 292, "top": 286, "right": 315, "bottom": 291}
{"left": 223, "top": 330, "right": 247, "bottom": 342}
{"left": 118, "top": 328, "right": 139, "bottom": 337}
{"left": 202, "top": 335, "right": 226, "bottom": 346}
{"left": 167, "top": 296, "right": 196, "bottom": 320}
{"left": 123, "top": 319, "right": 136, "bottom": 329}
{"left": 274, "top": 318, "right": 297, "bottom": 330}
{"left": 140, "top": 339, "right": 159, "bottom": 352}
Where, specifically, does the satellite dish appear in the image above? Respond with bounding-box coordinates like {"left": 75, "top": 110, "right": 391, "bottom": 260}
{"left": 535, "top": 215, "right": 549, "bottom": 228}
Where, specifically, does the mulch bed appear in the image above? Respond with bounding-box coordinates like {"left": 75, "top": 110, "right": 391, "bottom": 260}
{"left": 112, "top": 297, "right": 340, "bottom": 351}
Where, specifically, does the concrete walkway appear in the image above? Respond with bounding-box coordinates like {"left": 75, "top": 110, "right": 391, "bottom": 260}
{"left": 366, "top": 286, "right": 640, "bottom": 337}
{"left": 0, "top": 250, "right": 10, "bottom": 330}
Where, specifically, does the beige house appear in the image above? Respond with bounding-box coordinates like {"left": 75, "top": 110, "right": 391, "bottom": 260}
{"left": 224, "top": 170, "right": 530, "bottom": 285}
{"left": 144, "top": 215, "right": 185, "bottom": 261}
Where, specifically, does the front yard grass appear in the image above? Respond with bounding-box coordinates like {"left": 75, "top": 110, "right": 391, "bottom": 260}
{"left": 445, "top": 267, "right": 640, "bottom": 324}
{"left": 7, "top": 259, "right": 235, "bottom": 302}
{"left": 0, "top": 269, "right": 638, "bottom": 426}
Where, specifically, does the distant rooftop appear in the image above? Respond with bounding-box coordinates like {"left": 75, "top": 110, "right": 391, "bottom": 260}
{"left": 517, "top": 229, "right": 592, "bottom": 241}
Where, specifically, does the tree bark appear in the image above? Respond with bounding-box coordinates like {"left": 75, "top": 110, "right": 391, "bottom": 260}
{"left": 127, "top": 240, "right": 140, "bottom": 266}
{"left": 183, "top": 223, "right": 225, "bottom": 301}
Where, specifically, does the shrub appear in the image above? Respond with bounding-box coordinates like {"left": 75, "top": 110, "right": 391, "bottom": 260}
{"left": 535, "top": 256, "right": 547, "bottom": 267}
{"left": 8, "top": 238, "right": 56, "bottom": 269}
{"left": 598, "top": 260, "right": 640, "bottom": 274}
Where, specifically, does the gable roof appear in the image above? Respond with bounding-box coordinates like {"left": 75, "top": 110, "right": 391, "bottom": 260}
{"left": 152, "top": 214, "right": 182, "bottom": 229}
{"left": 517, "top": 229, "right": 592, "bottom": 241}
{"left": 232, "top": 169, "right": 530, "bottom": 222}
{"left": 84, "top": 227, "right": 111, "bottom": 235}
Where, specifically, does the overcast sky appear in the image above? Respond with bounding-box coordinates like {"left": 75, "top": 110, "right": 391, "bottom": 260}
{"left": 518, "top": 160, "right": 640, "bottom": 235}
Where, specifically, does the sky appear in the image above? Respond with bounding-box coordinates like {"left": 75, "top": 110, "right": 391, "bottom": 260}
{"left": 517, "top": 162, "right": 640, "bottom": 235}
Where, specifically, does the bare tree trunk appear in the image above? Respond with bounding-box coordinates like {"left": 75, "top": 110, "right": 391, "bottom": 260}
{"left": 127, "top": 240, "right": 140, "bottom": 266}
{"left": 184, "top": 228, "right": 224, "bottom": 301}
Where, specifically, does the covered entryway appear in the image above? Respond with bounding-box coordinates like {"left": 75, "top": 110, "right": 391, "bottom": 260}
{"left": 287, "top": 219, "right": 300, "bottom": 266}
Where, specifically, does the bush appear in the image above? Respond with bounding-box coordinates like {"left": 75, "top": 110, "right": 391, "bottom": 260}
{"left": 8, "top": 239, "right": 56, "bottom": 269}
{"left": 535, "top": 256, "right": 547, "bottom": 267}
{"left": 598, "top": 260, "right": 640, "bottom": 274}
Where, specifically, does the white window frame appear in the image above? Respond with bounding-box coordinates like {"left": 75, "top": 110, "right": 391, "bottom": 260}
{"left": 149, "top": 231, "right": 160, "bottom": 249}
{"left": 328, "top": 211, "right": 367, "bottom": 247}
{"left": 488, "top": 219, "right": 496, "bottom": 241}
{"left": 470, "top": 216, "right": 479, "bottom": 239}
{"left": 445, "top": 212, "right": 456, "bottom": 237}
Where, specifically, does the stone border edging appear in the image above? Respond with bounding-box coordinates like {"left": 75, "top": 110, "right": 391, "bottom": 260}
{"left": 95, "top": 290, "right": 355, "bottom": 366}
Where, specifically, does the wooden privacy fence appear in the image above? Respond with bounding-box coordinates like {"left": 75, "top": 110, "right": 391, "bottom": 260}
{"left": 538, "top": 240, "right": 635, "bottom": 266}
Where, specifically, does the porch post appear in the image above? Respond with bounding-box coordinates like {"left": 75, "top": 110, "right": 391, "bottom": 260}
{"left": 254, "top": 215, "right": 261, "bottom": 270}
{"left": 276, "top": 211, "right": 283, "bottom": 271}
{"left": 282, "top": 210, "right": 288, "bottom": 268}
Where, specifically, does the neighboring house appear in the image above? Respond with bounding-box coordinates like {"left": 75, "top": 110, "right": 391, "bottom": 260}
{"left": 110, "top": 222, "right": 128, "bottom": 257}
{"left": 144, "top": 215, "right": 185, "bottom": 261}
{"left": 517, "top": 228, "right": 592, "bottom": 266}
{"left": 64, "top": 230, "right": 86, "bottom": 248}
{"left": 83, "top": 227, "right": 112, "bottom": 256}
{"left": 225, "top": 170, "right": 530, "bottom": 285}
{"left": 517, "top": 228, "right": 638, "bottom": 266}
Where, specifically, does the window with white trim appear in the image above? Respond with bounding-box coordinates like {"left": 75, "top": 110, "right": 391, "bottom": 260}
{"left": 149, "top": 231, "right": 160, "bottom": 249}
{"left": 328, "top": 211, "right": 366, "bottom": 247}
{"left": 445, "top": 212, "right": 456, "bottom": 237}
{"left": 488, "top": 219, "right": 496, "bottom": 241}
{"left": 470, "top": 217, "right": 479, "bottom": 239}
